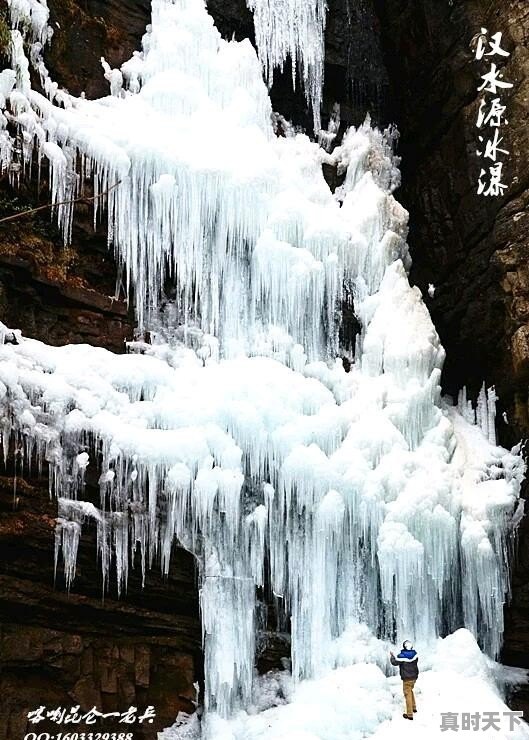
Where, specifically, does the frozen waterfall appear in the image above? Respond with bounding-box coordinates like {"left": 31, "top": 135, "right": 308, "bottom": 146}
{"left": 0, "top": 1, "right": 527, "bottom": 739}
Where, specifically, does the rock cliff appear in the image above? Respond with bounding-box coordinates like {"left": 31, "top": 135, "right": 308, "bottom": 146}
{"left": 371, "top": 0, "right": 529, "bottom": 700}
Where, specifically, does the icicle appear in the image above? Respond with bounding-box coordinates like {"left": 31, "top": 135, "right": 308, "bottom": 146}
{"left": 318, "top": 103, "right": 341, "bottom": 151}
{"left": 476, "top": 382, "right": 488, "bottom": 439}
{"left": 246, "top": 0, "right": 327, "bottom": 132}
{"left": 456, "top": 383, "right": 498, "bottom": 445}
{"left": 201, "top": 570, "right": 256, "bottom": 717}
{"left": 101, "top": 57, "right": 124, "bottom": 97}
{"left": 487, "top": 385, "right": 498, "bottom": 446}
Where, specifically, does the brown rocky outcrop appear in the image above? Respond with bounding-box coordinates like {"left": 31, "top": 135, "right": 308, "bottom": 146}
{"left": 46, "top": 0, "right": 151, "bottom": 99}
{"left": 0, "top": 174, "right": 135, "bottom": 351}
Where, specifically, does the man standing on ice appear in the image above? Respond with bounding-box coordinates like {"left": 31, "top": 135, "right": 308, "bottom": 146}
{"left": 389, "top": 640, "right": 419, "bottom": 720}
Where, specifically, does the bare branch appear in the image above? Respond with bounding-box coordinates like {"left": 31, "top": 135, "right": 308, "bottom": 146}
{"left": 0, "top": 180, "right": 122, "bottom": 225}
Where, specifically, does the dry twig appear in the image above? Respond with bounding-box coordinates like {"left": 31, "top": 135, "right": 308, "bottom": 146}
{"left": 0, "top": 180, "right": 122, "bottom": 225}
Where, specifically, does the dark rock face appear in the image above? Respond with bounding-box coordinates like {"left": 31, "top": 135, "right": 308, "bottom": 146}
{"left": 374, "top": 0, "right": 529, "bottom": 445}
{"left": 46, "top": 0, "right": 151, "bottom": 98}
{"left": 370, "top": 0, "right": 529, "bottom": 700}
{"left": 0, "top": 179, "right": 135, "bottom": 351}
{"left": 0, "top": 471, "right": 201, "bottom": 740}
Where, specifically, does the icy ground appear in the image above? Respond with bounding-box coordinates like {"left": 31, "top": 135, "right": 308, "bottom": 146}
{"left": 164, "top": 630, "right": 529, "bottom": 740}
{"left": 0, "top": 0, "right": 528, "bottom": 738}
{"left": 159, "top": 627, "right": 529, "bottom": 740}
{"left": 161, "top": 630, "right": 529, "bottom": 740}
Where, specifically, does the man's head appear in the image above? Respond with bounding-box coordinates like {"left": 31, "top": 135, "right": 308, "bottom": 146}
{"left": 402, "top": 640, "right": 413, "bottom": 651}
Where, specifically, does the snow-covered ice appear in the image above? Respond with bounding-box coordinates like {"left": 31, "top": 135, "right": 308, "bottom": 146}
{"left": 0, "top": 1, "right": 527, "bottom": 738}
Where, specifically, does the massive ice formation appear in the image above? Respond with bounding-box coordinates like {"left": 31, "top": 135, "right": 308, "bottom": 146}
{"left": 0, "top": 0, "right": 526, "bottom": 737}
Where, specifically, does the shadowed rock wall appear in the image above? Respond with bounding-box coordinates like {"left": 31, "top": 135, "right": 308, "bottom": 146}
{"left": 0, "top": 468, "right": 201, "bottom": 740}
{"left": 370, "top": 0, "right": 529, "bottom": 696}
{"left": 375, "top": 0, "right": 529, "bottom": 444}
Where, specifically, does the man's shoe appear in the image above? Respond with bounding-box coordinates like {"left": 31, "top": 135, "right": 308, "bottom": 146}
{"left": 413, "top": 709, "right": 417, "bottom": 713}
{"left": 403, "top": 714, "right": 413, "bottom": 721}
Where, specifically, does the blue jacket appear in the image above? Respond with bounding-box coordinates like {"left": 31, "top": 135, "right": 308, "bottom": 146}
{"left": 390, "top": 649, "right": 419, "bottom": 681}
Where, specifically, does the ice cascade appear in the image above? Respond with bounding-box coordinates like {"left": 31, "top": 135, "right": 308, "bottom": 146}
{"left": 0, "top": 0, "right": 526, "bottom": 737}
